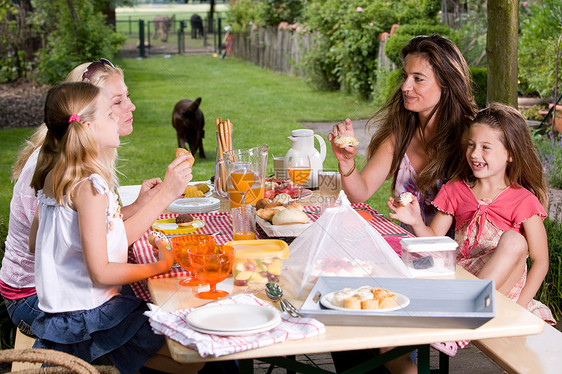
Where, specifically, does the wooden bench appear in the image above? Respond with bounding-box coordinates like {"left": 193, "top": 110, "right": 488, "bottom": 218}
{"left": 474, "top": 321, "right": 562, "bottom": 374}
{"left": 11, "top": 329, "right": 41, "bottom": 371}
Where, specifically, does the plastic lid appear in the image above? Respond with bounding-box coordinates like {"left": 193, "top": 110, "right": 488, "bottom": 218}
{"left": 225, "top": 239, "right": 290, "bottom": 259}
{"left": 400, "top": 236, "right": 458, "bottom": 252}
{"left": 291, "top": 129, "right": 313, "bottom": 137}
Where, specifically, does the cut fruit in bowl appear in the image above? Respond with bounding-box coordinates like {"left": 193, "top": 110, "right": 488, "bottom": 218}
{"left": 225, "top": 239, "right": 289, "bottom": 287}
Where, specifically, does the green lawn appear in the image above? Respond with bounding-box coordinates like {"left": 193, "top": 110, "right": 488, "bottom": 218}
{"left": 0, "top": 55, "right": 393, "bottom": 238}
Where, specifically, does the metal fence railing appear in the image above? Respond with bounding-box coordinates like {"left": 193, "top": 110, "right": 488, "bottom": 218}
{"left": 111, "top": 17, "right": 224, "bottom": 57}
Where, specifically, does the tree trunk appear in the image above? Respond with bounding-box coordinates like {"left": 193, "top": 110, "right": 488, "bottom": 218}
{"left": 486, "top": 0, "right": 519, "bottom": 108}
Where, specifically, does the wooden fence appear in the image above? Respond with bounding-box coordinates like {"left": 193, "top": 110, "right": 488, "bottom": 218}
{"left": 231, "top": 27, "right": 313, "bottom": 76}
{"left": 231, "top": 26, "right": 394, "bottom": 78}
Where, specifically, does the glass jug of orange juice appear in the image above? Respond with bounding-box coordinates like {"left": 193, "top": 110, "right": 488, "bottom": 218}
{"left": 215, "top": 145, "right": 268, "bottom": 208}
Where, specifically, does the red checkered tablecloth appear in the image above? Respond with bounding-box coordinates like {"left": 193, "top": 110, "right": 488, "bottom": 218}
{"left": 129, "top": 203, "right": 411, "bottom": 301}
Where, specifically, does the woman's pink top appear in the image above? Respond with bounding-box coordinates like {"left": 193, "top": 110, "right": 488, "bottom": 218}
{"left": 0, "top": 148, "right": 40, "bottom": 299}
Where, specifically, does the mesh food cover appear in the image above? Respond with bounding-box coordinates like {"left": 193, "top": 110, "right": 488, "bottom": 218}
{"left": 284, "top": 191, "right": 412, "bottom": 296}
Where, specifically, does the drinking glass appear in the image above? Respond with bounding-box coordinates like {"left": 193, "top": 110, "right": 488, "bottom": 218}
{"left": 188, "top": 245, "right": 235, "bottom": 300}
{"left": 170, "top": 234, "right": 215, "bottom": 287}
{"left": 286, "top": 153, "right": 311, "bottom": 202}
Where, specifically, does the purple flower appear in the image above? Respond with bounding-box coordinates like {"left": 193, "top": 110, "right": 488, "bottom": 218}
{"left": 356, "top": 7, "right": 363, "bottom": 12}
{"left": 370, "top": 22, "right": 374, "bottom": 27}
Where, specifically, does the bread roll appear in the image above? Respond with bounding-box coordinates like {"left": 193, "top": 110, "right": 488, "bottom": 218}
{"left": 344, "top": 296, "right": 362, "bottom": 310}
{"left": 334, "top": 134, "right": 359, "bottom": 148}
{"left": 361, "top": 299, "right": 379, "bottom": 310}
{"left": 255, "top": 198, "right": 271, "bottom": 210}
{"left": 286, "top": 202, "right": 304, "bottom": 211}
{"left": 272, "top": 193, "right": 292, "bottom": 205}
{"left": 175, "top": 148, "right": 195, "bottom": 167}
{"left": 397, "top": 192, "right": 414, "bottom": 206}
{"left": 379, "top": 296, "right": 397, "bottom": 309}
{"left": 148, "top": 231, "right": 169, "bottom": 248}
{"left": 256, "top": 207, "right": 281, "bottom": 222}
{"left": 271, "top": 208, "right": 308, "bottom": 225}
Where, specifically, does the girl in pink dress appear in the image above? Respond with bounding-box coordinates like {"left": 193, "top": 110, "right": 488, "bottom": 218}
{"left": 389, "top": 103, "right": 555, "bottom": 354}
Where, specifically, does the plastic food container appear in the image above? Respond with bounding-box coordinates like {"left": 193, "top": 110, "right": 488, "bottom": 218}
{"left": 400, "top": 236, "right": 458, "bottom": 277}
{"left": 226, "top": 239, "right": 289, "bottom": 286}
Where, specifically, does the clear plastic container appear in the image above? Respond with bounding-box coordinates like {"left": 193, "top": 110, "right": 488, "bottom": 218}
{"left": 400, "top": 236, "right": 458, "bottom": 277}
{"left": 226, "top": 239, "right": 289, "bottom": 286}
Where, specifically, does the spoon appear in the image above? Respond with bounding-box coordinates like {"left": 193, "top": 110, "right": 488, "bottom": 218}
{"left": 265, "top": 282, "right": 302, "bottom": 318}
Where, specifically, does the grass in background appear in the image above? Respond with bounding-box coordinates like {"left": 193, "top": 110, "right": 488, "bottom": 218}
{"left": 0, "top": 54, "right": 390, "bottom": 232}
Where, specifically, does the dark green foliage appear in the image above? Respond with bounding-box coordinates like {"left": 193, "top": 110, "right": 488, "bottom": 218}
{"left": 470, "top": 67, "right": 487, "bottom": 108}
{"left": 539, "top": 218, "right": 562, "bottom": 320}
{"left": 261, "top": 0, "right": 304, "bottom": 26}
{"left": 384, "top": 23, "right": 455, "bottom": 67}
{"left": 518, "top": 0, "right": 562, "bottom": 97}
{"left": 32, "top": 0, "right": 125, "bottom": 84}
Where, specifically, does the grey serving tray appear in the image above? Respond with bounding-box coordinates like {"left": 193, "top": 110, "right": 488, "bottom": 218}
{"left": 299, "top": 276, "right": 495, "bottom": 329}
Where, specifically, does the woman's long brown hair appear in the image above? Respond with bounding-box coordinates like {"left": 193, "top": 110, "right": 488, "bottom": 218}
{"left": 367, "top": 35, "right": 478, "bottom": 197}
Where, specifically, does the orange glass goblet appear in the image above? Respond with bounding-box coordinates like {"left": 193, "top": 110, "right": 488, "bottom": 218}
{"left": 170, "top": 234, "right": 215, "bottom": 287}
{"left": 188, "top": 245, "right": 235, "bottom": 300}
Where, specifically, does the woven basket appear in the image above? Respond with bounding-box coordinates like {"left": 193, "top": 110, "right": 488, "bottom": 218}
{"left": 0, "top": 348, "right": 119, "bottom": 374}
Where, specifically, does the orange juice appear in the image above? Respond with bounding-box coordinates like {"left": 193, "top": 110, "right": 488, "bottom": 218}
{"left": 228, "top": 185, "right": 264, "bottom": 208}
{"left": 234, "top": 231, "right": 256, "bottom": 240}
{"left": 288, "top": 167, "right": 311, "bottom": 185}
{"left": 230, "top": 170, "right": 255, "bottom": 193}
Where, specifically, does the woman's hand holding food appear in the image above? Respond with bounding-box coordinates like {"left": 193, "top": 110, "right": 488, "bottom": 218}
{"left": 160, "top": 149, "right": 194, "bottom": 201}
{"left": 328, "top": 118, "right": 359, "bottom": 162}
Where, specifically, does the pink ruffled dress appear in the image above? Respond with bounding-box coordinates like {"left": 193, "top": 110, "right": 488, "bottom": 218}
{"left": 433, "top": 180, "right": 555, "bottom": 325}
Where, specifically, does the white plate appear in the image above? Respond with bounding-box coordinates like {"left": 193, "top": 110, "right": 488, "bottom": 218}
{"left": 186, "top": 304, "right": 281, "bottom": 332}
{"left": 167, "top": 197, "right": 221, "bottom": 214}
{"left": 320, "top": 291, "right": 410, "bottom": 312}
{"left": 189, "top": 316, "right": 281, "bottom": 336}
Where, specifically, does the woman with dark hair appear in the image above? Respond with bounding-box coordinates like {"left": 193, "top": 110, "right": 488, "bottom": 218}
{"left": 330, "top": 35, "right": 478, "bottom": 234}
{"left": 328, "top": 35, "right": 478, "bottom": 372}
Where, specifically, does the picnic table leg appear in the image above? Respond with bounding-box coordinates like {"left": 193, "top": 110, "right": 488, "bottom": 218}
{"left": 238, "top": 359, "right": 253, "bottom": 373}
{"left": 417, "top": 345, "right": 430, "bottom": 374}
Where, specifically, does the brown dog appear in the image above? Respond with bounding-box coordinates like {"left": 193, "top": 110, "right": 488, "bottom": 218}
{"left": 172, "top": 97, "right": 205, "bottom": 158}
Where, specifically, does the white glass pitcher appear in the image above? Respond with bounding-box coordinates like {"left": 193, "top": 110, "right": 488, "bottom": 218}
{"left": 284, "top": 129, "right": 326, "bottom": 188}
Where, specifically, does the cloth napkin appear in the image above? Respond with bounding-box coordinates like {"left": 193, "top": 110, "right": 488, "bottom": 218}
{"left": 144, "top": 293, "right": 326, "bottom": 358}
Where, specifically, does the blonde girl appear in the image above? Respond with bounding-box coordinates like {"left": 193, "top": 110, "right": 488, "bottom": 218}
{"left": 390, "top": 102, "right": 554, "bottom": 321}
{"left": 1, "top": 58, "right": 190, "bottom": 336}
{"left": 28, "top": 82, "right": 201, "bottom": 374}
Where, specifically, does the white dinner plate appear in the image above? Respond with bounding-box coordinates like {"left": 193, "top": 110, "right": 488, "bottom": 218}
{"left": 167, "top": 196, "right": 221, "bottom": 214}
{"left": 186, "top": 304, "right": 281, "bottom": 332}
{"left": 320, "top": 291, "right": 410, "bottom": 312}
{"left": 188, "top": 317, "right": 281, "bottom": 336}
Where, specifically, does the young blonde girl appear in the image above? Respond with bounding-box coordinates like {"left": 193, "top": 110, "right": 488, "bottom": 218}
{"left": 28, "top": 82, "right": 201, "bottom": 374}
{"left": 389, "top": 103, "right": 555, "bottom": 354}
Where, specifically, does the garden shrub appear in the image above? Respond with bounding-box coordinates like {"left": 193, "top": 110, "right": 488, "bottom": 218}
{"left": 534, "top": 134, "right": 562, "bottom": 189}
{"left": 301, "top": 0, "right": 442, "bottom": 99}
{"left": 518, "top": 0, "right": 562, "bottom": 97}
{"left": 260, "top": 0, "right": 304, "bottom": 27}
{"left": 226, "top": 0, "right": 263, "bottom": 34}
{"left": 31, "top": 0, "right": 125, "bottom": 84}
{"left": 470, "top": 67, "right": 487, "bottom": 109}
{"left": 384, "top": 22, "right": 455, "bottom": 67}
{"left": 539, "top": 217, "right": 562, "bottom": 320}
{"left": 372, "top": 67, "right": 402, "bottom": 108}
